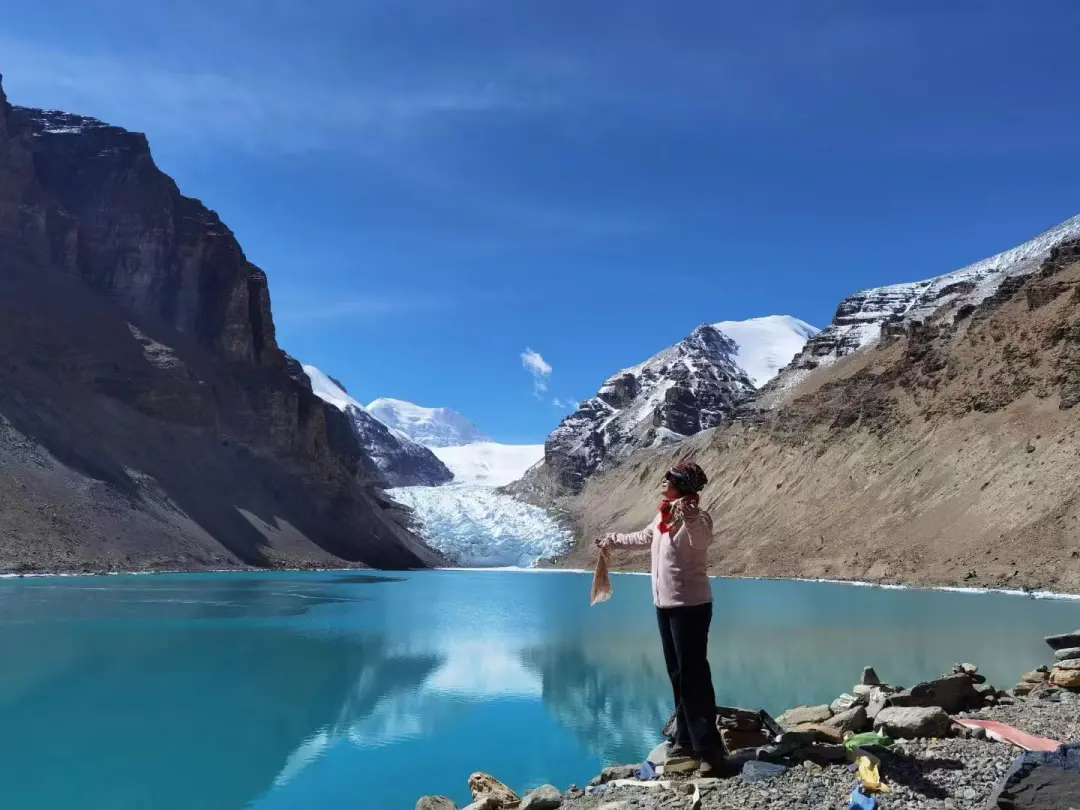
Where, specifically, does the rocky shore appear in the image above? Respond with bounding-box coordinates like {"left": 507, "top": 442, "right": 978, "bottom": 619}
{"left": 416, "top": 631, "right": 1080, "bottom": 810}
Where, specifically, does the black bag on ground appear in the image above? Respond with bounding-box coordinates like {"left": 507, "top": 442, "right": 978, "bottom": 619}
{"left": 986, "top": 741, "right": 1080, "bottom": 809}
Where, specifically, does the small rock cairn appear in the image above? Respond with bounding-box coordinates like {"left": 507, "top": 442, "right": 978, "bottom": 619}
{"left": 1011, "top": 628, "right": 1080, "bottom": 697}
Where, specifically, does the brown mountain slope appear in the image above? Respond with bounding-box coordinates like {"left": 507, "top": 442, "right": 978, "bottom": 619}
{"left": 554, "top": 241, "right": 1080, "bottom": 593}
{"left": 0, "top": 75, "right": 441, "bottom": 573}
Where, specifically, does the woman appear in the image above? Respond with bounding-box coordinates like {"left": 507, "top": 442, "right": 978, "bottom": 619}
{"left": 595, "top": 460, "right": 724, "bottom": 773}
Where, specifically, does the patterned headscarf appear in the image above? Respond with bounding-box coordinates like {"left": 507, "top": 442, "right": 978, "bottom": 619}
{"left": 665, "top": 460, "right": 708, "bottom": 495}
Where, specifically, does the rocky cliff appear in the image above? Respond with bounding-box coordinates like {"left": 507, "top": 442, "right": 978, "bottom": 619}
{"left": 553, "top": 237, "right": 1080, "bottom": 593}
{"left": 515, "top": 325, "right": 756, "bottom": 497}
{"left": 0, "top": 75, "right": 442, "bottom": 572}
{"left": 511, "top": 317, "right": 818, "bottom": 501}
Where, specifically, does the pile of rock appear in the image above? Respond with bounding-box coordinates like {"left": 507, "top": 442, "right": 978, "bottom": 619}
{"left": 1012, "top": 629, "right": 1080, "bottom": 695}
{"left": 773, "top": 663, "right": 1008, "bottom": 747}
{"left": 416, "top": 773, "right": 563, "bottom": 810}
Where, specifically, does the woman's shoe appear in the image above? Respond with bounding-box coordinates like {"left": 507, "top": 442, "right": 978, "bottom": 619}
{"left": 663, "top": 743, "right": 701, "bottom": 773}
{"left": 695, "top": 747, "right": 733, "bottom": 778}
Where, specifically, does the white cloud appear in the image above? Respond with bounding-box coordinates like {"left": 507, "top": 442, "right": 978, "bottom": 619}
{"left": 520, "top": 348, "right": 552, "bottom": 396}
{"left": 552, "top": 397, "right": 578, "bottom": 410}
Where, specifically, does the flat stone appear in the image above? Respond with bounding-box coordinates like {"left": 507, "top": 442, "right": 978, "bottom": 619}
{"left": 830, "top": 694, "right": 861, "bottom": 714}
{"left": 520, "top": 785, "right": 562, "bottom": 810}
{"left": 909, "top": 673, "right": 984, "bottom": 713}
{"left": 462, "top": 800, "right": 499, "bottom": 810}
{"left": 867, "top": 688, "right": 918, "bottom": 721}
{"left": 587, "top": 766, "right": 636, "bottom": 787}
{"left": 1014, "top": 681, "right": 1037, "bottom": 696}
{"left": 1052, "top": 657, "right": 1080, "bottom": 670}
{"left": 1050, "top": 666, "right": 1080, "bottom": 688}
{"left": 716, "top": 706, "right": 766, "bottom": 732}
{"left": 793, "top": 723, "right": 845, "bottom": 743}
{"left": 721, "top": 728, "right": 772, "bottom": 751}
{"left": 742, "top": 761, "right": 789, "bottom": 783}
{"left": 1054, "top": 647, "right": 1080, "bottom": 662}
{"left": 417, "top": 797, "right": 458, "bottom": 810}
{"left": 1045, "top": 630, "right": 1080, "bottom": 651}
{"left": 874, "top": 706, "right": 952, "bottom": 739}
{"left": 852, "top": 684, "right": 875, "bottom": 697}
{"left": 777, "top": 704, "right": 833, "bottom": 728}
{"left": 825, "top": 705, "right": 870, "bottom": 735}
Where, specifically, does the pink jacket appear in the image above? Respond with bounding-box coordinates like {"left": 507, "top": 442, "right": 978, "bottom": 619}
{"left": 609, "top": 509, "right": 714, "bottom": 609}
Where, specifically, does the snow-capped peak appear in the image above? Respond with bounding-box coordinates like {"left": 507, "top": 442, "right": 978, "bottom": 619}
{"left": 711, "top": 315, "right": 820, "bottom": 387}
{"left": 781, "top": 212, "right": 1080, "bottom": 380}
{"left": 366, "top": 398, "right": 490, "bottom": 448}
{"left": 302, "top": 366, "right": 452, "bottom": 487}
{"left": 303, "top": 364, "right": 362, "bottom": 412}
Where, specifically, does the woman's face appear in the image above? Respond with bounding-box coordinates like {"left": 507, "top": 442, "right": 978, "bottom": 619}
{"left": 660, "top": 476, "right": 680, "bottom": 501}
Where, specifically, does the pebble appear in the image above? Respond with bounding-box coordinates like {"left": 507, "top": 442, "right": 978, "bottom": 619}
{"left": 432, "top": 689, "right": 1079, "bottom": 810}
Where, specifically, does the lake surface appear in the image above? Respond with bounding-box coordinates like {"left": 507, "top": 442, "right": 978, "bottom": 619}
{"left": 1, "top": 570, "right": 1078, "bottom": 809}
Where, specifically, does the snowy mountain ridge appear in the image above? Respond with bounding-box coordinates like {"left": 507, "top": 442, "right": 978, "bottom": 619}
{"left": 367, "top": 398, "right": 490, "bottom": 448}
{"left": 520, "top": 315, "right": 817, "bottom": 494}
{"left": 302, "top": 366, "right": 453, "bottom": 487}
{"left": 774, "top": 213, "right": 1080, "bottom": 398}
{"left": 711, "top": 315, "right": 820, "bottom": 387}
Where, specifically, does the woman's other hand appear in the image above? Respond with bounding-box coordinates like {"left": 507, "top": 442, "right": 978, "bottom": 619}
{"left": 595, "top": 534, "right": 614, "bottom": 550}
{"left": 674, "top": 497, "right": 699, "bottom": 521}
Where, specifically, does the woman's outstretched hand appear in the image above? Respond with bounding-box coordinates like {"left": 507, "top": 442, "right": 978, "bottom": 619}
{"left": 673, "top": 497, "right": 699, "bottom": 521}
{"left": 595, "top": 534, "right": 614, "bottom": 550}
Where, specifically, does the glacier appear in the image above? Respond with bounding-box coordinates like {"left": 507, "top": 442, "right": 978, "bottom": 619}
{"left": 306, "top": 373, "right": 564, "bottom": 566}
{"left": 431, "top": 441, "right": 544, "bottom": 487}
{"left": 390, "top": 484, "right": 572, "bottom": 568}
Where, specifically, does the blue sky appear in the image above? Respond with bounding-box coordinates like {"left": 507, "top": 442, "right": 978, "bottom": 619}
{"left": 4, "top": 1, "right": 1080, "bottom": 443}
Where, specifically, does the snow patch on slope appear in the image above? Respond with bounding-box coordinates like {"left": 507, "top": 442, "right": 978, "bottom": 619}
{"left": 793, "top": 213, "right": 1080, "bottom": 370}
{"left": 712, "top": 315, "right": 820, "bottom": 387}
{"left": 304, "top": 365, "right": 361, "bottom": 411}
{"left": 431, "top": 442, "right": 544, "bottom": 487}
{"left": 391, "top": 485, "right": 572, "bottom": 567}
{"left": 367, "top": 398, "right": 489, "bottom": 448}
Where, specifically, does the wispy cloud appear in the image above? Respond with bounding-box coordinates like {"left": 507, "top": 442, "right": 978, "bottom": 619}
{"left": 0, "top": 38, "right": 510, "bottom": 156}
{"left": 520, "top": 348, "right": 552, "bottom": 396}
{"left": 552, "top": 397, "right": 578, "bottom": 411}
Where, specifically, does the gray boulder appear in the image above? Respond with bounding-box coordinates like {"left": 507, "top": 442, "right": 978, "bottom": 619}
{"left": 861, "top": 666, "right": 882, "bottom": 686}
{"left": 908, "top": 673, "right": 984, "bottom": 713}
{"left": 874, "top": 706, "right": 952, "bottom": 739}
{"left": 742, "top": 761, "right": 789, "bottom": 783}
{"left": 1045, "top": 631, "right": 1080, "bottom": 650}
{"left": 520, "top": 785, "right": 562, "bottom": 810}
{"left": 1053, "top": 647, "right": 1080, "bottom": 662}
{"left": 778, "top": 705, "right": 833, "bottom": 728}
{"left": 416, "top": 798, "right": 457, "bottom": 810}
{"left": 825, "top": 705, "right": 871, "bottom": 735}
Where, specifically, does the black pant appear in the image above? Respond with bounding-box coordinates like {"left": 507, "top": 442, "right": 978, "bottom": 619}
{"left": 657, "top": 602, "right": 721, "bottom": 753}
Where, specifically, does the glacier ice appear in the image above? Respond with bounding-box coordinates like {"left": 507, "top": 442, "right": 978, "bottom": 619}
{"left": 390, "top": 484, "right": 572, "bottom": 568}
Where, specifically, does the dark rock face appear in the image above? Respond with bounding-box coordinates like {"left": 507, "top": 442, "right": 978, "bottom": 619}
{"left": 0, "top": 76, "right": 441, "bottom": 571}
{"left": 342, "top": 404, "right": 453, "bottom": 488}
{"left": 532, "top": 325, "right": 755, "bottom": 494}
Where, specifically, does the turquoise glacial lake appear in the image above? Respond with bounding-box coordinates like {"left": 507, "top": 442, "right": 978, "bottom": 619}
{"left": 1, "top": 570, "right": 1078, "bottom": 809}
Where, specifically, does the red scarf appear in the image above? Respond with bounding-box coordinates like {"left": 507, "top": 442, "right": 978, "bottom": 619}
{"left": 658, "top": 493, "right": 698, "bottom": 535}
